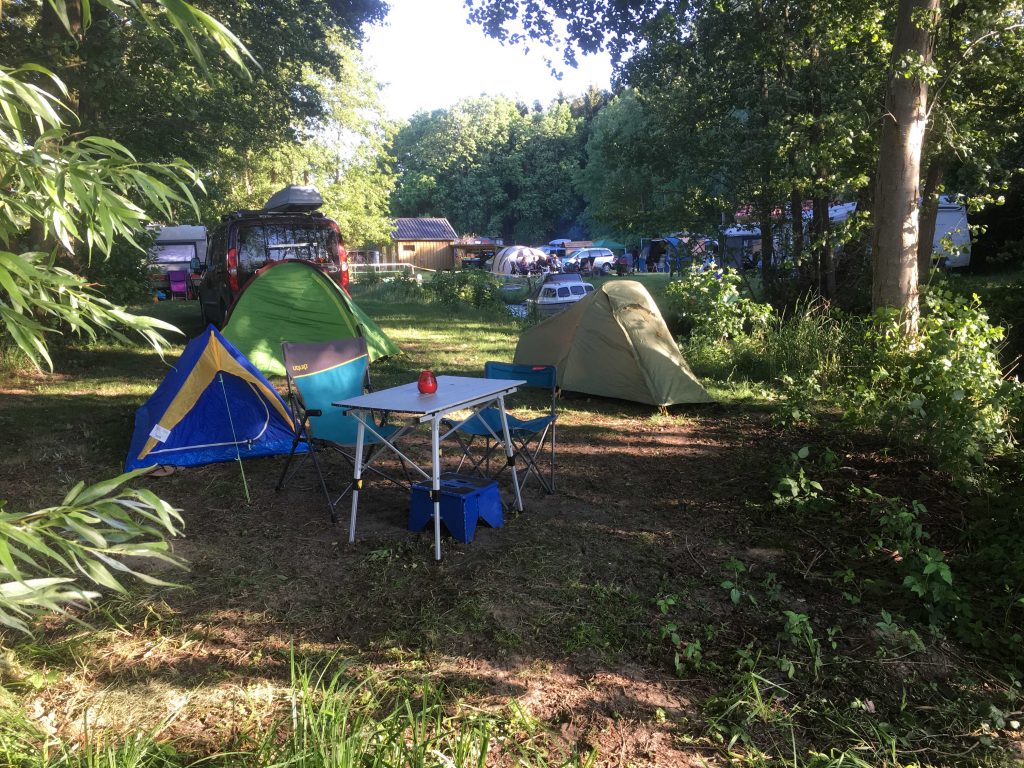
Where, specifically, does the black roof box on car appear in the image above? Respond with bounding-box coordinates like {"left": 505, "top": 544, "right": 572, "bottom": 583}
{"left": 263, "top": 185, "right": 324, "bottom": 213}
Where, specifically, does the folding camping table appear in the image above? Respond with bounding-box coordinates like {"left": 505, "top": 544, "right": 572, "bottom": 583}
{"left": 333, "top": 375, "right": 526, "bottom": 560}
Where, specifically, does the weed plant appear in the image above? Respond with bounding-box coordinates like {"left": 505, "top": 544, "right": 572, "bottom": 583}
{"left": 682, "top": 294, "right": 861, "bottom": 390}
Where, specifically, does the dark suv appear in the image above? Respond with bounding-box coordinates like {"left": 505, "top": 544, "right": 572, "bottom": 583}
{"left": 194, "top": 190, "right": 349, "bottom": 327}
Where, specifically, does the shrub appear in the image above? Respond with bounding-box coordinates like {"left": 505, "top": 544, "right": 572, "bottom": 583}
{"left": 682, "top": 294, "right": 859, "bottom": 390}
{"left": 428, "top": 269, "right": 506, "bottom": 310}
{"left": 842, "top": 288, "right": 1022, "bottom": 480}
{"left": 665, "top": 262, "right": 772, "bottom": 342}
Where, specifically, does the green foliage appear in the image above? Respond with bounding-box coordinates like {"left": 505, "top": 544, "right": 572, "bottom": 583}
{"left": 776, "top": 611, "right": 824, "bottom": 681}
{"left": 428, "top": 270, "right": 506, "bottom": 311}
{"left": 0, "top": 251, "right": 179, "bottom": 370}
{"left": 202, "top": 41, "right": 397, "bottom": 246}
{"left": 665, "top": 263, "right": 772, "bottom": 342}
{"left": 391, "top": 96, "right": 591, "bottom": 242}
{"left": 0, "top": 472, "right": 184, "bottom": 635}
{"left": 843, "top": 289, "right": 1021, "bottom": 479}
{"left": 685, "top": 296, "right": 863, "bottom": 395}
{"left": 0, "top": 64, "right": 190, "bottom": 367}
{"left": 771, "top": 446, "right": 829, "bottom": 514}
{"left": 657, "top": 594, "right": 704, "bottom": 675}
{"left": 720, "top": 557, "right": 752, "bottom": 606}
{"left": 81, "top": 235, "right": 154, "bottom": 306}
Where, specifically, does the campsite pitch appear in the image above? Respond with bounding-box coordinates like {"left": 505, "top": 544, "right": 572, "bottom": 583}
{"left": 1, "top": 289, "right": 1019, "bottom": 767}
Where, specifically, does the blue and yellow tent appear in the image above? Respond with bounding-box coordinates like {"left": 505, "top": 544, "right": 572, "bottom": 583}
{"left": 125, "top": 326, "right": 302, "bottom": 471}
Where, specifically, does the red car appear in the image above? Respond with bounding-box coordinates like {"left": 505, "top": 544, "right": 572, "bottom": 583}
{"left": 194, "top": 187, "right": 349, "bottom": 327}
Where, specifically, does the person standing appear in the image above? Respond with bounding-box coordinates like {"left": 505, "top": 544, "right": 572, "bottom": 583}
{"left": 630, "top": 246, "right": 641, "bottom": 273}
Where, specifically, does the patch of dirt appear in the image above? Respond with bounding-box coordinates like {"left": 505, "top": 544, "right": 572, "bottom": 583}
{"left": 1, "top": 388, "right": 1004, "bottom": 765}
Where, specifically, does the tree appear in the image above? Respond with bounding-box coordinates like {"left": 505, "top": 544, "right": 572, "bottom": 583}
{"left": 464, "top": 0, "right": 1024, "bottom": 319}
{"left": 200, "top": 41, "right": 398, "bottom": 246}
{"left": 391, "top": 96, "right": 591, "bottom": 242}
{"left": 556, "top": 0, "right": 884, "bottom": 296}
{"left": 870, "top": 0, "right": 940, "bottom": 328}
{"left": 0, "top": 0, "right": 381, "bottom": 632}
{"left": 915, "top": 2, "right": 1024, "bottom": 276}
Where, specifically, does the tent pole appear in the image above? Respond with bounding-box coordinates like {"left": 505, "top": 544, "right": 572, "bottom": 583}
{"left": 218, "top": 373, "right": 251, "bottom": 503}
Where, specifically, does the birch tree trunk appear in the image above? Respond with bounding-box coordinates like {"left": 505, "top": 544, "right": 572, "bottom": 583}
{"left": 870, "top": 0, "right": 940, "bottom": 333}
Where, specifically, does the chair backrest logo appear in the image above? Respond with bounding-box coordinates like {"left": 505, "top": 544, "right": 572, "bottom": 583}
{"left": 292, "top": 363, "right": 309, "bottom": 371}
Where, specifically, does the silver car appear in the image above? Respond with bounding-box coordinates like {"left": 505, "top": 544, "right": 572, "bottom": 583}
{"left": 561, "top": 247, "right": 617, "bottom": 275}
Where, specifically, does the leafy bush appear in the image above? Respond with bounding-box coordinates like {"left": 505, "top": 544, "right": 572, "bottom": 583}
{"left": 352, "top": 271, "right": 426, "bottom": 303}
{"left": 665, "top": 262, "right": 772, "bottom": 342}
{"left": 842, "top": 289, "right": 1021, "bottom": 479}
{"left": 428, "top": 269, "right": 506, "bottom": 310}
{"left": 682, "top": 295, "right": 860, "bottom": 392}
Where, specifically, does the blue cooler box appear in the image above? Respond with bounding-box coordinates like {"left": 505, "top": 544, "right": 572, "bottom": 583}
{"left": 409, "top": 473, "right": 503, "bottom": 543}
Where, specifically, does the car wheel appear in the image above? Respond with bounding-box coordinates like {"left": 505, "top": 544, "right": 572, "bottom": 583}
{"left": 601, "top": 264, "right": 611, "bottom": 275}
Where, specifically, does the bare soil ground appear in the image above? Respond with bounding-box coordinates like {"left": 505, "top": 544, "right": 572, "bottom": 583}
{"left": 2, "top": 339, "right": 1020, "bottom": 766}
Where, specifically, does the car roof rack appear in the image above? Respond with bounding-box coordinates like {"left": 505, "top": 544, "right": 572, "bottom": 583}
{"left": 220, "top": 210, "right": 325, "bottom": 222}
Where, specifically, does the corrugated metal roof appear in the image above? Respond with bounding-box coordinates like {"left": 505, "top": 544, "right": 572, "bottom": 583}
{"left": 392, "top": 218, "right": 458, "bottom": 241}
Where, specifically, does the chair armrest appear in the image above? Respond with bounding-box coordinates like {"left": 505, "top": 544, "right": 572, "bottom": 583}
{"left": 305, "top": 409, "right": 322, "bottom": 417}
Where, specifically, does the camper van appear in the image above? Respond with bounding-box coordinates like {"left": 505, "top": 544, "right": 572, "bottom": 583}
{"left": 148, "top": 225, "right": 207, "bottom": 293}
{"left": 828, "top": 197, "right": 971, "bottom": 268}
{"left": 932, "top": 196, "right": 972, "bottom": 268}
{"left": 721, "top": 196, "right": 971, "bottom": 270}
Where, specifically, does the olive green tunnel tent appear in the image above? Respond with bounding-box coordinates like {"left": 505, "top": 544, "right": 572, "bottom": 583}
{"left": 513, "top": 280, "right": 712, "bottom": 407}
{"left": 221, "top": 260, "right": 399, "bottom": 377}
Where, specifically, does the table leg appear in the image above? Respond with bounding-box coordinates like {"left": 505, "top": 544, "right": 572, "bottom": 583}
{"left": 349, "top": 411, "right": 366, "bottom": 544}
{"left": 431, "top": 415, "right": 442, "bottom": 561}
{"left": 497, "top": 395, "right": 523, "bottom": 512}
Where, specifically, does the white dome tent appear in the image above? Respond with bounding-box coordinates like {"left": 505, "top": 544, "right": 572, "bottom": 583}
{"left": 489, "top": 245, "right": 549, "bottom": 275}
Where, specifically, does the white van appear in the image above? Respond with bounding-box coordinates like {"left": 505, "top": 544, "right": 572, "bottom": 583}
{"left": 827, "top": 197, "right": 970, "bottom": 269}
{"left": 932, "top": 195, "right": 971, "bottom": 268}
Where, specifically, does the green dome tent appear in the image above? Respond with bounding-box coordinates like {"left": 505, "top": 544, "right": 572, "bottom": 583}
{"left": 222, "top": 260, "right": 399, "bottom": 376}
{"left": 513, "top": 280, "right": 711, "bottom": 407}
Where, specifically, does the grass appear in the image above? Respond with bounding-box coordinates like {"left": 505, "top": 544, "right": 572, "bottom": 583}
{"left": 1, "top": 279, "right": 1023, "bottom": 766}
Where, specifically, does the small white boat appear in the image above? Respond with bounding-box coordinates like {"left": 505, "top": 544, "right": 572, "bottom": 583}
{"left": 525, "top": 273, "right": 595, "bottom": 316}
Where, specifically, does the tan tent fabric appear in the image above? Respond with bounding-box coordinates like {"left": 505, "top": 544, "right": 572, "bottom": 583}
{"left": 514, "top": 281, "right": 712, "bottom": 406}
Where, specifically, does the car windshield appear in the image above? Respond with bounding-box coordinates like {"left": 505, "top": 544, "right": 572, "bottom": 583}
{"left": 150, "top": 243, "right": 196, "bottom": 265}
{"left": 239, "top": 221, "right": 338, "bottom": 265}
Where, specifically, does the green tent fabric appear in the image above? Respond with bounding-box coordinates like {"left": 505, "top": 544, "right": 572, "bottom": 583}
{"left": 222, "top": 260, "right": 399, "bottom": 376}
{"left": 513, "top": 280, "right": 711, "bottom": 407}
{"left": 591, "top": 238, "right": 626, "bottom": 250}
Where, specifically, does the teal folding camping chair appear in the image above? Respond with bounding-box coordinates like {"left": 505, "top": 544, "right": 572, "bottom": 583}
{"left": 447, "top": 362, "right": 558, "bottom": 494}
{"left": 276, "top": 337, "right": 407, "bottom": 523}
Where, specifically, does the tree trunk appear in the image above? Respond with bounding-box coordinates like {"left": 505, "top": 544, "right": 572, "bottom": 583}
{"left": 870, "top": 0, "right": 940, "bottom": 333}
{"left": 917, "top": 156, "right": 947, "bottom": 276}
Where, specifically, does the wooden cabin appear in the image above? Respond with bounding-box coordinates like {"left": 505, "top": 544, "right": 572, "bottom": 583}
{"left": 389, "top": 218, "right": 458, "bottom": 271}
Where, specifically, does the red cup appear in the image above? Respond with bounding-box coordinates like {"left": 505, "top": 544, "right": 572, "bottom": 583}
{"left": 417, "top": 370, "right": 437, "bottom": 394}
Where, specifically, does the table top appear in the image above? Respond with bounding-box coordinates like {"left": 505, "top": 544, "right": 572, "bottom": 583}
{"left": 334, "top": 375, "right": 525, "bottom": 417}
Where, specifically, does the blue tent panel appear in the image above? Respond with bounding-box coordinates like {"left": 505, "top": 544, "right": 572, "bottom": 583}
{"left": 126, "top": 326, "right": 304, "bottom": 471}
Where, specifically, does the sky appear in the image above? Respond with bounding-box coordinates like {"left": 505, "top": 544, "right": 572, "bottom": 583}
{"left": 362, "top": 0, "right": 613, "bottom": 120}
